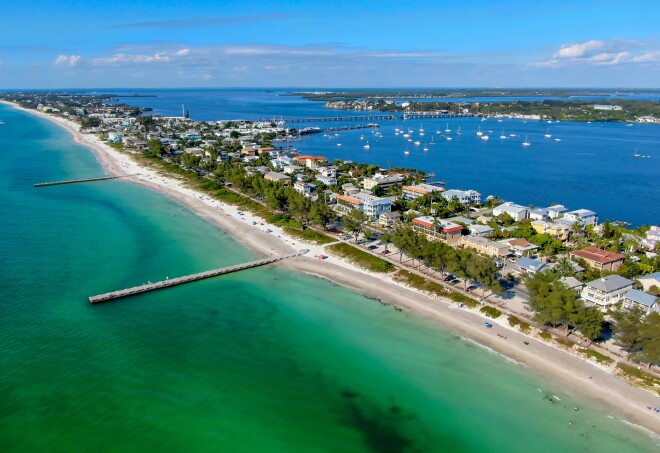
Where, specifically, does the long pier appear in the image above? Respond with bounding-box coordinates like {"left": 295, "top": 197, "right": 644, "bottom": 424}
{"left": 89, "top": 250, "right": 308, "bottom": 304}
{"left": 403, "top": 113, "right": 472, "bottom": 120}
{"left": 34, "top": 175, "right": 131, "bottom": 188}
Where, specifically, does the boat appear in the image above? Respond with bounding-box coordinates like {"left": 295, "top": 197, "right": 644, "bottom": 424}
{"left": 522, "top": 136, "right": 531, "bottom": 146}
{"left": 404, "top": 148, "right": 410, "bottom": 155}
{"left": 407, "top": 138, "right": 413, "bottom": 142}
{"left": 544, "top": 129, "right": 552, "bottom": 138}
{"left": 456, "top": 126, "right": 462, "bottom": 136}
{"left": 414, "top": 140, "right": 421, "bottom": 146}
{"left": 445, "top": 123, "right": 451, "bottom": 133}
{"left": 476, "top": 126, "right": 483, "bottom": 137}
{"left": 509, "top": 133, "right": 517, "bottom": 137}
{"left": 500, "top": 130, "right": 507, "bottom": 139}
{"left": 423, "top": 142, "right": 429, "bottom": 151}
{"left": 419, "top": 124, "right": 424, "bottom": 133}
{"left": 360, "top": 135, "right": 364, "bottom": 140}
{"left": 446, "top": 137, "right": 453, "bottom": 141}
{"left": 480, "top": 135, "right": 489, "bottom": 141}
{"left": 633, "top": 153, "right": 642, "bottom": 158}
{"left": 363, "top": 143, "right": 371, "bottom": 150}
{"left": 419, "top": 131, "right": 425, "bottom": 136}
{"left": 403, "top": 133, "right": 410, "bottom": 138}
{"left": 554, "top": 138, "right": 561, "bottom": 142}
{"left": 336, "top": 143, "right": 342, "bottom": 147}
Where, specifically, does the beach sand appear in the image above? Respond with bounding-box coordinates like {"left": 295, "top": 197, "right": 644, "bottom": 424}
{"left": 5, "top": 101, "right": 660, "bottom": 436}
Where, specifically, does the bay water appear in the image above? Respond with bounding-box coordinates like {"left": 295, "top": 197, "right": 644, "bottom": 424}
{"left": 0, "top": 103, "right": 658, "bottom": 452}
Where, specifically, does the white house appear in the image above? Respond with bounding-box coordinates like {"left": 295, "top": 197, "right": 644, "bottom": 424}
{"left": 441, "top": 189, "right": 481, "bottom": 205}
{"left": 623, "top": 289, "right": 658, "bottom": 314}
{"left": 565, "top": 209, "right": 598, "bottom": 226}
{"left": 336, "top": 192, "right": 392, "bottom": 221}
{"left": 547, "top": 204, "right": 568, "bottom": 219}
{"left": 580, "top": 275, "right": 634, "bottom": 309}
{"left": 493, "top": 202, "right": 529, "bottom": 221}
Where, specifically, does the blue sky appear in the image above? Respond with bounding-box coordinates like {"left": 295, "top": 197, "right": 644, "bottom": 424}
{"left": 1, "top": 0, "right": 659, "bottom": 88}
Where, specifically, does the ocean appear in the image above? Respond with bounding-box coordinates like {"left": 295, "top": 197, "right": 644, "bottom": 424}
{"left": 0, "top": 102, "right": 659, "bottom": 452}
{"left": 103, "top": 88, "right": 660, "bottom": 226}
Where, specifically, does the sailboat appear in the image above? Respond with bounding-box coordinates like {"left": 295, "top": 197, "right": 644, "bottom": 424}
{"left": 414, "top": 140, "right": 421, "bottom": 146}
{"left": 476, "top": 126, "right": 483, "bottom": 136}
{"left": 522, "top": 136, "right": 531, "bottom": 146}
{"left": 419, "top": 124, "right": 425, "bottom": 133}
{"left": 499, "top": 130, "right": 507, "bottom": 139}
{"left": 423, "top": 142, "right": 429, "bottom": 151}
{"left": 480, "top": 134, "right": 490, "bottom": 141}
{"left": 445, "top": 123, "right": 451, "bottom": 133}
{"left": 404, "top": 146, "right": 410, "bottom": 155}
{"left": 544, "top": 129, "right": 552, "bottom": 138}
{"left": 456, "top": 126, "right": 462, "bottom": 136}
{"left": 429, "top": 136, "right": 435, "bottom": 145}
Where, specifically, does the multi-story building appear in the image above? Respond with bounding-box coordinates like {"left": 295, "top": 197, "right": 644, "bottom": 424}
{"left": 580, "top": 275, "right": 634, "bottom": 309}
{"left": 565, "top": 209, "right": 598, "bottom": 226}
{"left": 569, "top": 246, "right": 625, "bottom": 271}
{"left": 335, "top": 192, "right": 392, "bottom": 221}
{"left": 441, "top": 189, "right": 481, "bottom": 205}
{"left": 401, "top": 184, "right": 445, "bottom": 201}
{"left": 459, "top": 236, "right": 510, "bottom": 257}
{"left": 492, "top": 202, "right": 529, "bottom": 221}
{"left": 362, "top": 173, "right": 406, "bottom": 191}
{"left": 412, "top": 216, "right": 463, "bottom": 245}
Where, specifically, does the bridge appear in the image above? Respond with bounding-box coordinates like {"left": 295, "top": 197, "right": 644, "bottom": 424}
{"left": 34, "top": 175, "right": 135, "bottom": 188}
{"left": 403, "top": 113, "right": 472, "bottom": 120}
{"left": 284, "top": 114, "right": 397, "bottom": 123}
{"left": 89, "top": 250, "right": 308, "bottom": 304}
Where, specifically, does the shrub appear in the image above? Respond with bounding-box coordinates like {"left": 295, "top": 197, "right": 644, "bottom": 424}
{"left": 480, "top": 306, "right": 502, "bottom": 319}
{"left": 578, "top": 348, "right": 613, "bottom": 365}
{"left": 328, "top": 243, "right": 394, "bottom": 273}
{"left": 540, "top": 332, "right": 552, "bottom": 340}
{"left": 508, "top": 315, "right": 532, "bottom": 333}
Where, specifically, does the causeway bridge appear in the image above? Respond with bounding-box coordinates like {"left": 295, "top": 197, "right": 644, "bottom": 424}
{"left": 34, "top": 175, "right": 135, "bottom": 188}
{"left": 284, "top": 114, "right": 396, "bottom": 123}
{"left": 89, "top": 250, "right": 308, "bottom": 304}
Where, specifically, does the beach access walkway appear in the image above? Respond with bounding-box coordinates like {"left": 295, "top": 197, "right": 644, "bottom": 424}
{"left": 89, "top": 250, "right": 308, "bottom": 304}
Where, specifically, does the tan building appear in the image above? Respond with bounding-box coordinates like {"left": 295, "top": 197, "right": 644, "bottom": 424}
{"left": 294, "top": 155, "right": 327, "bottom": 169}
{"left": 401, "top": 184, "right": 445, "bottom": 200}
{"left": 531, "top": 220, "right": 571, "bottom": 241}
{"left": 412, "top": 216, "right": 463, "bottom": 245}
{"left": 459, "top": 236, "right": 510, "bottom": 257}
{"left": 264, "top": 171, "right": 291, "bottom": 185}
{"left": 569, "top": 246, "right": 625, "bottom": 271}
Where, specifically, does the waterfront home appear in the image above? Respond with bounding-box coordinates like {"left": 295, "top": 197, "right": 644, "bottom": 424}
{"left": 492, "top": 202, "right": 529, "bottom": 221}
{"left": 441, "top": 189, "right": 482, "bottom": 205}
{"left": 459, "top": 236, "right": 510, "bottom": 257}
{"left": 283, "top": 165, "right": 304, "bottom": 175}
{"left": 264, "top": 171, "right": 291, "bottom": 185}
{"left": 638, "top": 272, "right": 660, "bottom": 293}
{"left": 641, "top": 226, "right": 659, "bottom": 251}
{"left": 501, "top": 238, "right": 539, "bottom": 257}
{"left": 529, "top": 208, "right": 550, "bottom": 221}
{"left": 316, "top": 166, "right": 337, "bottom": 178}
{"left": 295, "top": 155, "right": 327, "bottom": 169}
{"left": 515, "top": 257, "right": 546, "bottom": 275}
{"left": 379, "top": 211, "right": 401, "bottom": 228}
{"left": 401, "top": 184, "right": 445, "bottom": 201}
{"left": 341, "top": 183, "right": 359, "bottom": 195}
{"left": 272, "top": 156, "right": 294, "bottom": 169}
{"left": 335, "top": 192, "right": 392, "bottom": 221}
{"left": 468, "top": 224, "right": 493, "bottom": 237}
{"left": 531, "top": 220, "right": 571, "bottom": 241}
{"left": 559, "top": 276, "right": 585, "bottom": 292}
{"left": 622, "top": 289, "right": 658, "bottom": 314}
{"left": 294, "top": 181, "right": 316, "bottom": 197}
{"left": 363, "top": 173, "right": 406, "bottom": 191}
{"left": 412, "top": 216, "right": 463, "bottom": 245}
{"left": 565, "top": 209, "right": 598, "bottom": 226}
{"left": 580, "top": 275, "right": 634, "bottom": 309}
{"left": 569, "top": 246, "right": 625, "bottom": 272}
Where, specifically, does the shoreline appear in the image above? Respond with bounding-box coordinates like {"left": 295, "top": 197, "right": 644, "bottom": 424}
{"left": 4, "top": 100, "right": 660, "bottom": 436}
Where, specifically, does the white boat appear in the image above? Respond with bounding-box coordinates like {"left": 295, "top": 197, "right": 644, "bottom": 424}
{"left": 476, "top": 126, "right": 483, "bottom": 137}
{"left": 414, "top": 140, "right": 421, "bottom": 146}
{"left": 407, "top": 138, "right": 413, "bottom": 142}
{"left": 423, "top": 142, "right": 429, "bottom": 151}
{"left": 554, "top": 138, "right": 561, "bottom": 142}
{"left": 360, "top": 135, "right": 364, "bottom": 140}
{"left": 419, "top": 131, "right": 425, "bottom": 136}
{"left": 363, "top": 143, "right": 371, "bottom": 150}
{"left": 403, "top": 133, "right": 410, "bottom": 138}
{"left": 446, "top": 137, "right": 453, "bottom": 141}
{"left": 404, "top": 149, "right": 410, "bottom": 155}
{"left": 522, "top": 136, "right": 531, "bottom": 146}
{"left": 456, "top": 126, "right": 462, "bottom": 136}
{"left": 336, "top": 143, "right": 342, "bottom": 147}
{"left": 544, "top": 129, "right": 552, "bottom": 138}
{"left": 419, "top": 124, "right": 425, "bottom": 133}
{"left": 499, "top": 130, "right": 506, "bottom": 139}
{"left": 445, "top": 123, "right": 451, "bottom": 133}
{"left": 509, "top": 133, "right": 517, "bottom": 138}
{"left": 480, "top": 135, "right": 489, "bottom": 141}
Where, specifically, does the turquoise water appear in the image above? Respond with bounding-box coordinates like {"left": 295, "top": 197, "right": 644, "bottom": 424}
{"left": 1, "top": 103, "right": 659, "bottom": 452}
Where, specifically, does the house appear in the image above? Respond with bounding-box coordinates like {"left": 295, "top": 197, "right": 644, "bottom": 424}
{"left": 335, "top": 192, "right": 392, "bottom": 221}
{"left": 316, "top": 175, "right": 337, "bottom": 186}
{"left": 316, "top": 166, "right": 337, "bottom": 178}
{"left": 379, "top": 211, "right": 401, "bottom": 228}
{"left": 531, "top": 220, "right": 571, "bottom": 241}
{"left": 547, "top": 205, "right": 569, "bottom": 219}
{"left": 641, "top": 226, "right": 659, "bottom": 250}
{"left": 468, "top": 224, "right": 493, "bottom": 237}
{"left": 294, "top": 155, "right": 327, "bottom": 169}
{"left": 569, "top": 246, "right": 625, "bottom": 271}
{"left": 559, "top": 276, "right": 585, "bottom": 292}
{"left": 565, "top": 209, "right": 598, "bottom": 226}
{"left": 441, "top": 189, "right": 481, "bottom": 205}
{"left": 294, "top": 181, "right": 316, "bottom": 196}
{"left": 638, "top": 272, "right": 660, "bottom": 293}
{"left": 501, "top": 238, "right": 539, "bottom": 257}
{"left": 245, "top": 166, "right": 270, "bottom": 176}
{"left": 412, "top": 216, "right": 463, "bottom": 245}
{"left": 493, "top": 202, "right": 529, "bottom": 221}
{"left": 529, "top": 208, "right": 550, "bottom": 221}
{"left": 362, "top": 173, "right": 405, "bottom": 191}
{"left": 515, "top": 257, "right": 546, "bottom": 274}
{"left": 401, "top": 184, "right": 445, "bottom": 201}
{"left": 580, "top": 275, "right": 634, "bottom": 309}
{"left": 283, "top": 165, "right": 304, "bottom": 175}
{"left": 623, "top": 289, "right": 658, "bottom": 314}
{"left": 459, "top": 236, "right": 510, "bottom": 257}
{"left": 264, "top": 171, "right": 291, "bottom": 185}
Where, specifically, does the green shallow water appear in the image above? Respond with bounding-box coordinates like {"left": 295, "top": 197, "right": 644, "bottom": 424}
{"left": 0, "top": 104, "right": 658, "bottom": 452}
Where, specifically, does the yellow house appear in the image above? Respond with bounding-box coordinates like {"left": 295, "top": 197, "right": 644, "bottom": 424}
{"left": 531, "top": 220, "right": 571, "bottom": 241}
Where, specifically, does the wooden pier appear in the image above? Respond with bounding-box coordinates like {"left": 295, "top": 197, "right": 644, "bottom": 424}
{"left": 89, "top": 250, "right": 308, "bottom": 304}
{"left": 34, "top": 175, "right": 133, "bottom": 188}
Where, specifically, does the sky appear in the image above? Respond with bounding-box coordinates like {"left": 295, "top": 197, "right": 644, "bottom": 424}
{"left": 1, "top": 0, "right": 659, "bottom": 88}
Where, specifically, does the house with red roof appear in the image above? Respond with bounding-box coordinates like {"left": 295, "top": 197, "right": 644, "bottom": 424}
{"left": 569, "top": 246, "right": 625, "bottom": 272}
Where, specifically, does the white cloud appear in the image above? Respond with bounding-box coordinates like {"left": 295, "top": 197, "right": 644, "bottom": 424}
{"left": 54, "top": 55, "right": 81, "bottom": 66}
{"left": 532, "top": 39, "right": 658, "bottom": 68}
{"left": 175, "top": 48, "right": 190, "bottom": 56}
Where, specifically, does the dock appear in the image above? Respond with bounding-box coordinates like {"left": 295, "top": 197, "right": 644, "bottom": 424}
{"left": 34, "top": 175, "right": 133, "bottom": 188}
{"left": 89, "top": 250, "right": 308, "bottom": 304}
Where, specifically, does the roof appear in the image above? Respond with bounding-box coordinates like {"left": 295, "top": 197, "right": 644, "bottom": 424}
{"left": 586, "top": 275, "right": 634, "bottom": 293}
{"left": 507, "top": 238, "right": 532, "bottom": 248}
{"left": 295, "top": 155, "right": 327, "bottom": 160}
{"left": 638, "top": 272, "right": 660, "bottom": 283}
{"left": 570, "top": 247, "right": 625, "bottom": 264}
{"left": 413, "top": 216, "right": 463, "bottom": 233}
{"left": 570, "top": 209, "right": 597, "bottom": 217}
{"left": 494, "top": 202, "right": 528, "bottom": 214}
{"left": 559, "top": 276, "right": 584, "bottom": 290}
{"left": 402, "top": 184, "right": 444, "bottom": 194}
{"left": 516, "top": 257, "right": 546, "bottom": 273}
{"left": 624, "top": 289, "right": 657, "bottom": 308}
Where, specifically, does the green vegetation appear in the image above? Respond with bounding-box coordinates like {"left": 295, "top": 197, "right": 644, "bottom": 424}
{"left": 327, "top": 243, "right": 394, "bottom": 273}
{"left": 508, "top": 315, "right": 532, "bottom": 334}
{"left": 555, "top": 338, "right": 575, "bottom": 348}
{"left": 480, "top": 306, "right": 503, "bottom": 319}
{"left": 282, "top": 227, "right": 334, "bottom": 245}
{"left": 578, "top": 348, "right": 613, "bottom": 365}
{"left": 540, "top": 332, "right": 552, "bottom": 340}
{"left": 616, "top": 364, "right": 660, "bottom": 395}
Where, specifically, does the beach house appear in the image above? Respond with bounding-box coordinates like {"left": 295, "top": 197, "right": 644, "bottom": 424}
{"left": 622, "top": 289, "right": 658, "bottom": 314}
{"left": 441, "top": 189, "right": 482, "bottom": 206}
{"left": 363, "top": 173, "right": 406, "bottom": 191}
{"left": 638, "top": 272, "right": 660, "bottom": 293}
{"left": 401, "top": 184, "right": 445, "bottom": 201}
{"left": 492, "top": 202, "right": 529, "bottom": 221}
{"left": 580, "top": 275, "right": 634, "bottom": 309}
{"left": 412, "top": 216, "right": 463, "bottom": 245}
{"left": 459, "top": 236, "right": 510, "bottom": 257}
{"left": 565, "top": 209, "right": 598, "bottom": 226}
{"left": 335, "top": 192, "right": 392, "bottom": 221}
{"left": 569, "top": 246, "right": 625, "bottom": 272}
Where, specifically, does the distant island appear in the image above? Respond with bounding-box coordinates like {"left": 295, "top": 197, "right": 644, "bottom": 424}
{"left": 288, "top": 89, "right": 660, "bottom": 123}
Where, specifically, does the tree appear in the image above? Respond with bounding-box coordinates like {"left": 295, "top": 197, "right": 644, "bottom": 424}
{"left": 381, "top": 234, "right": 392, "bottom": 253}
{"left": 309, "top": 201, "right": 332, "bottom": 228}
{"left": 343, "top": 210, "right": 368, "bottom": 243}
{"left": 577, "top": 308, "right": 605, "bottom": 342}
{"left": 497, "top": 212, "right": 515, "bottom": 226}
{"left": 147, "top": 138, "right": 166, "bottom": 156}
{"left": 612, "top": 306, "right": 645, "bottom": 355}
{"left": 288, "top": 191, "right": 312, "bottom": 228}
{"left": 638, "top": 313, "right": 660, "bottom": 368}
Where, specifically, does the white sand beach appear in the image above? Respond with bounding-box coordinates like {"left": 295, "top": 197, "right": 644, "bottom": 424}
{"left": 5, "top": 100, "right": 660, "bottom": 436}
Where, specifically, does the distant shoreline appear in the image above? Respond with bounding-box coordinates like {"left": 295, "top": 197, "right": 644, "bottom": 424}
{"left": 3, "top": 99, "right": 659, "bottom": 437}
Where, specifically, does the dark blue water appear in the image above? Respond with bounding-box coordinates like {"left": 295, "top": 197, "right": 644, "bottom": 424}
{"left": 73, "top": 89, "right": 660, "bottom": 226}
